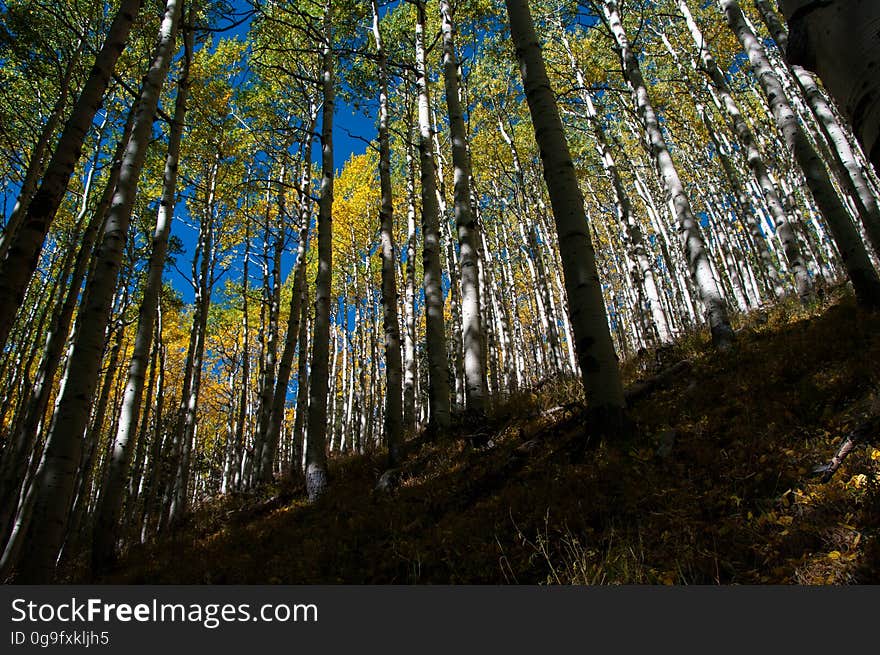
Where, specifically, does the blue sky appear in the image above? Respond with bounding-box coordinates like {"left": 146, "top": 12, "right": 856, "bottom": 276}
{"left": 165, "top": 3, "right": 375, "bottom": 304}
{"left": 221, "top": 0, "right": 374, "bottom": 168}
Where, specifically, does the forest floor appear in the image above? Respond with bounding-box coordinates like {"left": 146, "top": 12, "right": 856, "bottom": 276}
{"left": 99, "top": 285, "right": 880, "bottom": 584}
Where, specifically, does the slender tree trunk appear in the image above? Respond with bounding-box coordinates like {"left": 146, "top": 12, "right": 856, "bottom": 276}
{"left": 139, "top": 306, "right": 166, "bottom": 540}
{"left": 91, "top": 14, "right": 192, "bottom": 573}
{"left": 2, "top": 0, "right": 181, "bottom": 583}
{"left": 250, "top": 198, "right": 273, "bottom": 478}
{"left": 372, "top": 0, "right": 404, "bottom": 466}
{"left": 439, "top": 0, "right": 487, "bottom": 414}
{"left": 431, "top": 114, "right": 465, "bottom": 411}
{"left": 778, "top": 0, "right": 880, "bottom": 177}
{"left": 233, "top": 197, "right": 253, "bottom": 492}
{"left": 790, "top": 64, "right": 880, "bottom": 257}
{"left": 0, "top": 0, "right": 143, "bottom": 352}
{"left": 719, "top": 0, "right": 880, "bottom": 308}
{"left": 169, "top": 154, "right": 217, "bottom": 524}
{"left": 604, "top": 0, "right": 734, "bottom": 347}
{"left": 260, "top": 116, "right": 316, "bottom": 483}
{"left": 124, "top": 316, "right": 160, "bottom": 533}
{"left": 291, "top": 286, "right": 310, "bottom": 478}
{"left": 415, "top": 1, "right": 451, "bottom": 433}
{"left": 505, "top": 0, "right": 627, "bottom": 432}
{"left": 253, "top": 182, "right": 286, "bottom": 483}
{"left": 305, "top": 0, "right": 334, "bottom": 502}
{"left": 403, "top": 125, "right": 418, "bottom": 432}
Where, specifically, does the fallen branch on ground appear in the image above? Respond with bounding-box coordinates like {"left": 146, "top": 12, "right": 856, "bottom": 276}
{"left": 812, "top": 414, "right": 880, "bottom": 483}
{"left": 624, "top": 359, "right": 693, "bottom": 404}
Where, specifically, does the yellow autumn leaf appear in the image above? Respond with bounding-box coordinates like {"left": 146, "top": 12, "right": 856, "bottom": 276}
{"left": 847, "top": 474, "right": 867, "bottom": 489}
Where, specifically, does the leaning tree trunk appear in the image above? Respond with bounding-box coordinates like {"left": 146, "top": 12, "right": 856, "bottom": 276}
{"left": 752, "top": 0, "right": 880, "bottom": 259}
{"left": 604, "top": 0, "right": 735, "bottom": 348}
{"left": 305, "top": 0, "right": 334, "bottom": 502}
{"left": 0, "top": 37, "right": 83, "bottom": 262}
{"left": 91, "top": 13, "right": 192, "bottom": 574}
{"left": 0, "top": 0, "right": 143, "bottom": 353}
{"left": 0, "top": 106, "right": 135, "bottom": 551}
{"left": 504, "top": 0, "right": 627, "bottom": 433}
{"left": 789, "top": 65, "right": 880, "bottom": 258}
{"left": 679, "top": 0, "right": 808, "bottom": 300}
{"left": 720, "top": 0, "right": 880, "bottom": 308}
{"left": 4, "top": 0, "right": 182, "bottom": 583}
{"left": 778, "top": 0, "right": 880, "bottom": 178}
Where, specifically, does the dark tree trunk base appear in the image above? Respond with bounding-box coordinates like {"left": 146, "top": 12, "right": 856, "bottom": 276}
{"left": 305, "top": 466, "right": 328, "bottom": 503}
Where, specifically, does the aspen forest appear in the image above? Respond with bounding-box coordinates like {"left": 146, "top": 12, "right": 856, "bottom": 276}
{"left": 1, "top": 0, "right": 880, "bottom": 585}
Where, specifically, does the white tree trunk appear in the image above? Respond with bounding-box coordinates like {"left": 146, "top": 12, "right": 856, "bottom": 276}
{"left": 605, "top": 0, "right": 734, "bottom": 347}
{"left": 0, "top": 0, "right": 143, "bottom": 353}
{"left": 371, "top": 0, "right": 404, "bottom": 465}
{"left": 779, "top": 0, "right": 880, "bottom": 177}
{"left": 91, "top": 15, "right": 192, "bottom": 572}
{"left": 505, "top": 0, "right": 627, "bottom": 429}
{"left": 415, "top": 1, "right": 451, "bottom": 433}
{"left": 720, "top": 0, "right": 880, "bottom": 308}
{"left": 6, "top": 0, "right": 181, "bottom": 583}
{"left": 439, "top": 0, "right": 487, "bottom": 414}
{"left": 305, "top": 0, "right": 334, "bottom": 501}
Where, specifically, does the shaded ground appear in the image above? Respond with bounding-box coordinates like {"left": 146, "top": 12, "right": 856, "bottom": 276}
{"left": 97, "top": 288, "right": 880, "bottom": 584}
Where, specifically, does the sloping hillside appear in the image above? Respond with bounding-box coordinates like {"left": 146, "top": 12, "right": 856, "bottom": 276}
{"left": 99, "top": 289, "right": 880, "bottom": 584}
